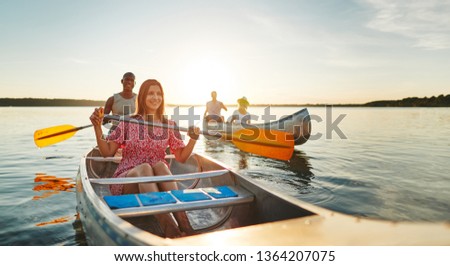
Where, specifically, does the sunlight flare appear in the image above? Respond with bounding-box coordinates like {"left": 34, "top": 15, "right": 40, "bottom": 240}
{"left": 180, "top": 58, "right": 236, "bottom": 104}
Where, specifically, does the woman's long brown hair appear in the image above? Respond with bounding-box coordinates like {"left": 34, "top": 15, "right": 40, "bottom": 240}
{"left": 135, "top": 79, "right": 167, "bottom": 123}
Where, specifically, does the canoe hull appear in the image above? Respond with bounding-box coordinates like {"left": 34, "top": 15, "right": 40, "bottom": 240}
{"left": 77, "top": 149, "right": 450, "bottom": 245}
{"left": 203, "top": 108, "right": 311, "bottom": 145}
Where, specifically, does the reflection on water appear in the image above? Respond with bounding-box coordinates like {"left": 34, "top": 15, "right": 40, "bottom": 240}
{"left": 36, "top": 216, "right": 72, "bottom": 227}
{"left": 203, "top": 138, "right": 253, "bottom": 169}
{"left": 237, "top": 152, "right": 248, "bottom": 169}
{"left": 33, "top": 174, "right": 75, "bottom": 201}
{"left": 252, "top": 150, "right": 315, "bottom": 194}
{"left": 203, "top": 138, "right": 225, "bottom": 153}
{"left": 33, "top": 174, "right": 77, "bottom": 228}
{"left": 72, "top": 214, "right": 88, "bottom": 246}
{"left": 286, "top": 150, "right": 314, "bottom": 179}
{"left": 286, "top": 150, "right": 315, "bottom": 188}
{"left": 44, "top": 156, "right": 74, "bottom": 160}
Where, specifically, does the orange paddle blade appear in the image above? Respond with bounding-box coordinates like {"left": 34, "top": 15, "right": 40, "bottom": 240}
{"left": 34, "top": 124, "right": 82, "bottom": 148}
{"left": 230, "top": 128, "right": 295, "bottom": 160}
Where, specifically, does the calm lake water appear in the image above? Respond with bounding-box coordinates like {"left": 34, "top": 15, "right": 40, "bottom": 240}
{"left": 0, "top": 106, "right": 449, "bottom": 245}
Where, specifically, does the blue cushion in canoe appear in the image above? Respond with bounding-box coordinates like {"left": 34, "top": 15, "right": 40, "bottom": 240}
{"left": 204, "top": 186, "right": 238, "bottom": 199}
{"left": 171, "top": 189, "right": 211, "bottom": 202}
{"left": 103, "top": 194, "right": 140, "bottom": 209}
{"left": 138, "top": 192, "right": 176, "bottom": 206}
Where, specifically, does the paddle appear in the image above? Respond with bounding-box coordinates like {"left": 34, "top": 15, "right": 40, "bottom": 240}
{"left": 34, "top": 115, "right": 294, "bottom": 160}
{"left": 34, "top": 124, "right": 93, "bottom": 148}
{"left": 105, "top": 115, "right": 294, "bottom": 160}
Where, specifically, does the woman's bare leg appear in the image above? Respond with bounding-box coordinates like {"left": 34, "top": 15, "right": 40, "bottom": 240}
{"left": 153, "top": 162, "right": 195, "bottom": 234}
{"left": 124, "top": 163, "right": 158, "bottom": 194}
{"left": 127, "top": 163, "right": 182, "bottom": 238}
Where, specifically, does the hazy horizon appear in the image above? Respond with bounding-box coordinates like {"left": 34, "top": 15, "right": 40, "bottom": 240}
{"left": 1, "top": 1, "right": 449, "bottom": 104}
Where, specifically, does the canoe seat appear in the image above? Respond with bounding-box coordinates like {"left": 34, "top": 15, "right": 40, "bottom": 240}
{"left": 103, "top": 186, "right": 254, "bottom": 218}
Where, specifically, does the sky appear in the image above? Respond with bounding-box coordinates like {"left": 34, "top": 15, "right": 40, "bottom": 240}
{"left": 0, "top": 0, "right": 449, "bottom": 105}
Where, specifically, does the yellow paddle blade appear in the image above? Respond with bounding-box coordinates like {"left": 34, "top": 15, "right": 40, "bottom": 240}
{"left": 230, "top": 128, "right": 295, "bottom": 161}
{"left": 34, "top": 124, "right": 78, "bottom": 148}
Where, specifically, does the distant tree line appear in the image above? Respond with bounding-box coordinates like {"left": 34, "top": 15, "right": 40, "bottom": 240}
{"left": 0, "top": 98, "right": 104, "bottom": 106}
{"left": 364, "top": 94, "right": 450, "bottom": 107}
{"left": 1, "top": 95, "right": 449, "bottom": 107}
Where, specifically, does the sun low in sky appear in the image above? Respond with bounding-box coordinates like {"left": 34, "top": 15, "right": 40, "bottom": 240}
{"left": 173, "top": 55, "right": 238, "bottom": 105}
{"left": 0, "top": 0, "right": 449, "bottom": 105}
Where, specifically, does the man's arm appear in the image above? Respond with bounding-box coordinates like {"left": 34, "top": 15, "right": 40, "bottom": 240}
{"left": 104, "top": 96, "right": 114, "bottom": 115}
{"left": 204, "top": 102, "right": 210, "bottom": 117}
{"left": 103, "top": 96, "right": 114, "bottom": 124}
{"left": 221, "top": 102, "right": 228, "bottom": 111}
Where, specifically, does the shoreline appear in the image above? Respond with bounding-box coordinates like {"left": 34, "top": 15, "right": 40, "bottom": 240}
{"left": 1, "top": 95, "right": 449, "bottom": 107}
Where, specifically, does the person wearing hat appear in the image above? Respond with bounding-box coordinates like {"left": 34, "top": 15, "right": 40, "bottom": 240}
{"left": 228, "top": 96, "right": 251, "bottom": 125}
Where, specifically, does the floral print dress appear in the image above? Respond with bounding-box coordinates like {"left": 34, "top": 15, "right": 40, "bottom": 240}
{"left": 106, "top": 116, "right": 185, "bottom": 195}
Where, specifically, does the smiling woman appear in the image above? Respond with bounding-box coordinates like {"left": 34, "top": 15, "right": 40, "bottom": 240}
{"left": 180, "top": 58, "right": 237, "bottom": 105}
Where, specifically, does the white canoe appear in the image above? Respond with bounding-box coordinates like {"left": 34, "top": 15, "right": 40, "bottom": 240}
{"left": 76, "top": 148, "right": 450, "bottom": 245}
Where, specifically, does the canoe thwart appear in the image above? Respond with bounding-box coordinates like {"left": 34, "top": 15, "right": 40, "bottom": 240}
{"left": 104, "top": 186, "right": 253, "bottom": 218}
{"left": 85, "top": 154, "right": 176, "bottom": 162}
{"left": 90, "top": 169, "right": 230, "bottom": 185}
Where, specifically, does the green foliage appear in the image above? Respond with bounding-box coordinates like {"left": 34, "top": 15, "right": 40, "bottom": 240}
{"left": 365, "top": 94, "right": 450, "bottom": 107}
{"left": 0, "top": 98, "right": 104, "bottom": 106}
